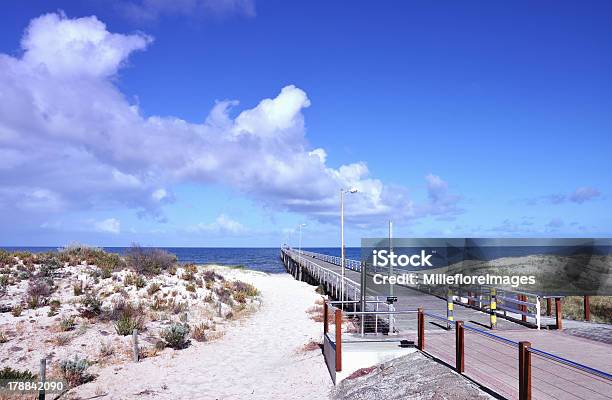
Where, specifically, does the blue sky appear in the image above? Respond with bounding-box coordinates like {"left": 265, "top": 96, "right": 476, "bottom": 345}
{"left": 0, "top": 1, "right": 610, "bottom": 247}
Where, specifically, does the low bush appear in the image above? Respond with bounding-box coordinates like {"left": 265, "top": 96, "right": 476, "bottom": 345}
{"left": 147, "top": 282, "right": 161, "bottom": 295}
{"left": 26, "top": 279, "right": 52, "bottom": 308}
{"left": 124, "top": 273, "right": 146, "bottom": 289}
{"left": 0, "top": 331, "right": 7, "bottom": 343}
{"left": 114, "top": 314, "right": 144, "bottom": 336}
{"left": 160, "top": 323, "right": 190, "bottom": 349}
{"left": 191, "top": 322, "right": 209, "bottom": 342}
{"left": 0, "top": 367, "right": 36, "bottom": 380}
{"left": 80, "top": 293, "right": 102, "bottom": 318}
{"left": 60, "top": 316, "right": 76, "bottom": 331}
{"left": 73, "top": 283, "right": 83, "bottom": 296}
{"left": 186, "top": 283, "right": 196, "bottom": 292}
{"left": 125, "top": 244, "right": 177, "bottom": 276}
{"left": 59, "top": 355, "right": 90, "bottom": 386}
{"left": 202, "top": 270, "right": 224, "bottom": 283}
{"left": 11, "top": 305, "right": 22, "bottom": 317}
{"left": 0, "top": 250, "right": 13, "bottom": 267}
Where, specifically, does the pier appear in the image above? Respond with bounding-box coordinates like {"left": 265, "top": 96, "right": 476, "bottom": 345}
{"left": 280, "top": 247, "right": 612, "bottom": 400}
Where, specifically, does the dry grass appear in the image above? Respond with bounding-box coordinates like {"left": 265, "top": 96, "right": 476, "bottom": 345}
{"left": 556, "top": 296, "right": 612, "bottom": 323}
{"left": 51, "top": 333, "right": 73, "bottom": 346}
{"left": 300, "top": 340, "right": 321, "bottom": 352}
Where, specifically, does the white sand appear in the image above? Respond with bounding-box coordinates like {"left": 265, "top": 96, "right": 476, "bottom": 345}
{"left": 69, "top": 271, "right": 333, "bottom": 399}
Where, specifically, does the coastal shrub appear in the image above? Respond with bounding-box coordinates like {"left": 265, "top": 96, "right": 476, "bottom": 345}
{"left": 80, "top": 293, "right": 102, "bottom": 318}
{"left": 60, "top": 316, "right": 76, "bottom": 331}
{"left": 114, "top": 314, "right": 144, "bottom": 336}
{"left": 161, "top": 323, "right": 190, "bottom": 349}
{"left": 59, "top": 355, "right": 90, "bottom": 386}
{"left": 0, "top": 274, "right": 9, "bottom": 287}
{"left": 150, "top": 297, "right": 167, "bottom": 311}
{"left": 202, "top": 270, "right": 224, "bottom": 283}
{"left": 98, "top": 341, "right": 115, "bottom": 358}
{"left": 48, "top": 299, "right": 61, "bottom": 316}
{"left": 52, "top": 333, "right": 73, "bottom": 346}
{"left": 125, "top": 244, "right": 177, "bottom": 276}
{"left": 0, "top": 250, "right": 13, "bottom": 267}
{"left": 147, "top": 282, "right": 161, "bottom": 295}
{"left": 170, "top": 301, "right": 186, "bottom": 315}
{"left": 181, "top": 271, "right": 194, "bottom": 281}
{"left": 11, "top": 305, "right": 22, "bottom": 317}
{"left": 124, "top": 273, "right": 146, "bottom": 289}
{"left": 214, "top": 286, "right": 232, "bottom": 305}
{"left": 233, "top": 281, "right": 259, "bottom": 297}
{"left": 185, "top": 283, "right": 196, "bottom": 292}
{"left": 73, "top": 283, "right": 83, "bottom": 296}
{"left": 0, "top": 331, "right": 7, "bottom": 343}
{"left": 191, "top": 322, "right": 209, "bottom": 342}
{"left": 0, "top": 367, "right": 36, "bottom": 380}
{"left": 184, "top": 263, "right": 198, "bottom": 274}
{"left": 100, "top": 268, "right": 112, "bottom": 279}
{"left": 26, "top": 279, "right": 52, "bottom": 308}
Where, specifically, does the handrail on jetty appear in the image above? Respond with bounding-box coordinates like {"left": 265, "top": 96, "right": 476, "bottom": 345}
{"left": 281, "top": 246, "right": 611, "bottom": 400}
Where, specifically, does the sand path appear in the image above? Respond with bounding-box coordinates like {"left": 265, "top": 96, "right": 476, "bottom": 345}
{"left": 70, "top": 272, "right": 332, "bottom": 399}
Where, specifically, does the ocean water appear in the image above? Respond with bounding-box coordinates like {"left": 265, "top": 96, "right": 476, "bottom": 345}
{"left": 0, "top": 246, "right": 352, "bottom": 274}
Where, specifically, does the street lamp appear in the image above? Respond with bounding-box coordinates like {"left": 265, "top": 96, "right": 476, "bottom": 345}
{"left": 340, "top": 187, "right": 358, "bottom": 302}
{"left": 298, "top": 223, "right": 306, "bottom": 263}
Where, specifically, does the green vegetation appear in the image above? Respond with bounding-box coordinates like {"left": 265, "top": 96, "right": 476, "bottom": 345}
{"left": 0, "top": 367, "right": 36, "bottom": 380}
{"left": 114, "top": 314, "right": 144, "bottom": 336}
{"left": 161, "top": 323, "right": 190, "bottom": 349}
{"left": 60, "top": 316, "right": 76, "bottom": 331}
{"left": 59, "top": 355, "right": 90, "bottom": 386}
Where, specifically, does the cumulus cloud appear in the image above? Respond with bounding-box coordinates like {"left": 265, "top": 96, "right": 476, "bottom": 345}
{"left": 188, "top": 214, "right": 247, "bottom": 235}
{"left": 94, "top": 218, "right": 121, "bottom": 234}
{"left": 117, "top": 0, "right": 256, "bottom": 21}
{"left": 0, "top": 13, "right": 461, "bottom": 231}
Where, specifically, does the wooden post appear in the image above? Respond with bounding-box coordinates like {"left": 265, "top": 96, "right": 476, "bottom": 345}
{"left": 38, "top": 358, "right": 46, "bottom": 400}
{"left": 132, "top": 329, "right": 139, "bottom": 362}
{"left": 584, "top": 296, "right": 590, "bottom": 321}
{"left": 455, "top": 321, "right": 464, "bottom": 373}
{"left": 417, "top": 308, "right": 424, "bottom": 351}
{"left": 323, "top": 301, "right": 329, "bottom": 334}
{"left": 335, "top": 309, "right": 342, "bottom": 372}
{"left": 521, "top": 295, "right": 527, "bottom": 323}
{"left": 555, "top": 298, "right": 563, "bottom": 330}
{"left": 519, "top": 341, "right": 532, "bottom": 400}
{"left": 546, "top": 298, "right": 552, "bottom": 316}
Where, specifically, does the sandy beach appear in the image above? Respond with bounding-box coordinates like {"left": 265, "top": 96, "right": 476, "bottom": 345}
{"left": 68, "top": 270, "right": 333, "bottom": 400}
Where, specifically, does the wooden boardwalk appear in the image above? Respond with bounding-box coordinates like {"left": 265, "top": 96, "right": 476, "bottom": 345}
{"left": 282, "top": 249, "right": 612, "bottom": 400}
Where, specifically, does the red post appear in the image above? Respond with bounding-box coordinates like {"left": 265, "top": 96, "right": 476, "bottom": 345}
{"left": 467, "top": 291, "right": 473, "bottom": 306}
{"left": 555, "top": 298, "right": 563, "bottom": 330}
{"left": 546, "top": 298, "right": 552, "bottom": 316}
{"left": 335, "top": 309, "right": 342, "bottom": 372}
{"left": 584, "top": 296, "right": 590, "bottom": 321}
{"left": 519, "top": 341, "right": 532, "bottom": 400}
{"left": 323, "top": 301, "right": 329, "bottom": 334}
{"left": 456, "top": 321, "right": 464, "bottom": 373}
{"left": 417, "top": 308, "right": 424, "bottom": 351}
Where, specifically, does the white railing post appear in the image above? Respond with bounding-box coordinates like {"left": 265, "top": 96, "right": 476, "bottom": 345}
{"left": 536, "top": 296, "right": 541, "bottom": 330}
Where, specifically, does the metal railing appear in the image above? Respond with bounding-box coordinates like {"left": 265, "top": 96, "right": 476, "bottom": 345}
{"left": 284, "top": 247, "right": 545, "bottom": 330}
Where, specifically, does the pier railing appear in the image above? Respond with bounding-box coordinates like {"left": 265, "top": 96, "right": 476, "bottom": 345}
{"left": 284, "top": 247, "right": 546, "bottom": 329}
{"left": 323, "top": 301, "right": 612, "bottom": 399}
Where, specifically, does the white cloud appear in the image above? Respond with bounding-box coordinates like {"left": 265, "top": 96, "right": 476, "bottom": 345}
{"left": 94, "top": 218, "right": 121, "bottom": 234}
{"left": 118, "top": 0, "right": 256, "bottom": 22}
{"left": 0, "top": 13, "right": 462, "bottom": 231}
{"left": 189, "top": 214, "right": 247, "bottom": 235}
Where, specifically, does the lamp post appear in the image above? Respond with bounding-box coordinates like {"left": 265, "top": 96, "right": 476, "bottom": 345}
{"left": 340, "top": 187, "right": 358, "bottom": 302}
{"left": 298, "top": 223, "right": 306, "bottom": 263}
